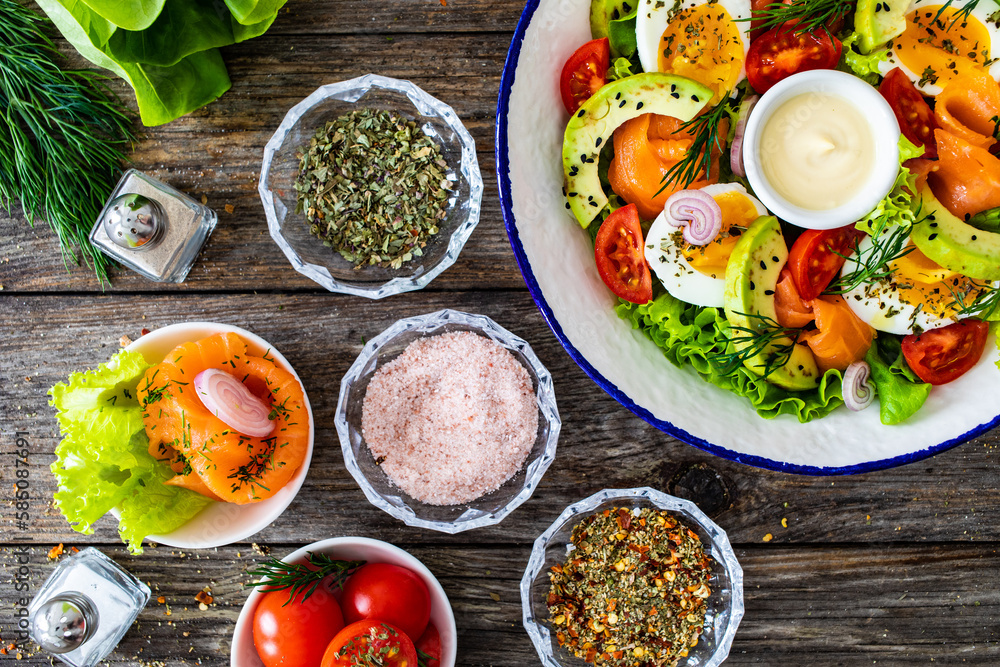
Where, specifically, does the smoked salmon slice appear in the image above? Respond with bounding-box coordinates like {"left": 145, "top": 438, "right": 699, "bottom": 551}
{"left": 137, "top": 333, "right": 309, "bottom": 505}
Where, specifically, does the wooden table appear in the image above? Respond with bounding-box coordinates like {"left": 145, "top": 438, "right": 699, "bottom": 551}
{"left": 3, "top": 1, "right": 1000, "bottom": 664}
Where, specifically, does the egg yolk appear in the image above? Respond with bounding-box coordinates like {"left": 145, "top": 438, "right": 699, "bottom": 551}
{"left": 889, "top": 242, "right": 990, "bottom": 318}
{"left": 894, "top": 5, "right": 994, "bottom": 89}
{"left": 682, "top": 191, "right": 759, "bottom": 278}
{"left": 658, "top": 3, "right": 745, "bottom": 104}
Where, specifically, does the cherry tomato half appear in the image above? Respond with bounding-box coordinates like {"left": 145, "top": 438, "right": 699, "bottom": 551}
{"left": 321, "top": 620, "right": 419, "bottom": 667}
{"left": 559, "top": 38, "right": 610, "bottom": 114}
{"left": 253, "top": 586, "right": 345, "bottom": 667}
{"left": 880, "top": 67, "right": 939, "bottom": 159}
{"left": 746, "top": 22, "right": 842, "bottom": 93}
{"left": 787, "top": 225, "right": 865, "bottom": 300}
{"left": 341, "top": 563, "right": 431, "bottom": 641}
{"left": 902, "top": 319, "right": 989, "bottom": 385}
{"left": 594, "top": 203, "right": 653, "bottom": 304}
{"left": 415, "top": 623, "right": 441, "bottom": 667}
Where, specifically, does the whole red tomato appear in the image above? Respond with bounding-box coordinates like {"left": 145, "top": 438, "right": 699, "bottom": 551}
{"left": 341, "top": 563, "right": 431, "bottom": 641}
{"left": 253, "top": 585, "right": 345, "bottom": 667}
{"left": 415, "top": 623, "right": 442, "bottom": 667}
{"left": 321, "top": 620, "right": 418, "bottom": 667}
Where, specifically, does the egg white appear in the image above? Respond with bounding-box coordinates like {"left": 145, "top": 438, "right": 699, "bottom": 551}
{"left": 635, "top": 0, "right": 752, "bottom": 91}
{"left": 644, "top": 183, "right": 767, "bottom": 307}
{"left": 880, "top": 0, "right": 1000, "bottom": 96}
{"left": 839, "top": 234, "right": 996, "bottom": 335}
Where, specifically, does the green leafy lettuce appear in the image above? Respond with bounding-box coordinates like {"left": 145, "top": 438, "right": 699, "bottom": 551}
{"left": 839, "top": 32, "right": 890, "bottom": 86}
{"left": 864, "top": 335, "right": 932, "bottom": 425}
{"left": 33, "top": 0, "right": 288, "bottom": 126}
{"left": 617, "top": 293, "right": 845, "bottom": 422}
{"left": 49, "top": 349, "right": 212, "bottom": 554}
{"left": 855, "top": 136, "right": 925, "bottom": 237}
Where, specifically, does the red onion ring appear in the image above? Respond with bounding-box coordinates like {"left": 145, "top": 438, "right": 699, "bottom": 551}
{"left": 730, "top": 94, "right": 759, "bottom": 180}
{"left": 194, "top": 368, "right": 274, "bottom": 437}
{"left": 843, "top": 361, "right": 874, "bottom": 412}
{"left": 664, "top": 189, "right": 723, "bottom": 245}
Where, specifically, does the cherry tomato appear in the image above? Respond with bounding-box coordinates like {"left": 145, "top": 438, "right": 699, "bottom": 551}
{"left": 415, "top": 623, "right": 441, "bottom": 667}
{"left": 321, "top": 620, "right": 419, "bottom": 667}
{"left": 745, "top": 22, "right": 842, "bottom": 93}
{"left": 559, "top": 38, "right": 610, "bottom": 114}
{"left": 594, "top": 204, "right": 653, "bottom": 304}
{"left": 880, "top": 67, "right": 939, "bottom": 159}
{"left": 341, "top": 563, "right": 431, "bottom": 641}
{"left": 253, "top": 586, "right": 345, "bottom": 667}
{"left": 787, "top": 225, "right": 865, "bottom": 300}
{"left": 902, "top": 320, "right": 989, "bottom": 385}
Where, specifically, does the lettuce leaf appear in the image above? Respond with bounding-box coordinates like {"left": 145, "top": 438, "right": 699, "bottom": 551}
{"left": 855, "top": 136, "right": 924, "bottom": 237}
{"left": 49, "top": 350, "right": 212, "bottom": 554}
{"left": 864, "top": 335, "right": 931, "bottom": 425}
{"left": 840, "top": 32, "right": 890, "bottom": 85}
{"left": 34, "top": 0, "right": 287, "bottom": 126}
{"left": 617, "top": 293, "right": 845, "bottom": 422}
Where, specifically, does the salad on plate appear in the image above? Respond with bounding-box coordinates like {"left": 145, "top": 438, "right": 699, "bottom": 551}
{"left": 557, "top": 0, "right": 1000, "bottom": 424}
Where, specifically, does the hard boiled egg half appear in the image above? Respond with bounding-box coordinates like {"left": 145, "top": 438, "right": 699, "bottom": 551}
{"left": 636, "top": 0, "right": 752, "bottom": 104}
{"left": 645, "top": 183, "right": 767, "bottom": 307}
{"left": 881, "top": 0, "right": 1000, "bottom": 96}
{"left": 841, "top": 234, "right": 997, "bottom": 334}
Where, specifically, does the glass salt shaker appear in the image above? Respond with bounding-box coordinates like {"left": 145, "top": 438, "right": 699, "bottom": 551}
{"left": 29, "top": 547, "right": 150, "bottom": 667}
{"left": 89, "top": 168, "right": 218, "bottom": 282}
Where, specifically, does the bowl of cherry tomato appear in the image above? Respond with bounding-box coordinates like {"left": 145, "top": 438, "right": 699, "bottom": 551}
{"left": 231, "top": 536, "right": 457, "bottom": 667}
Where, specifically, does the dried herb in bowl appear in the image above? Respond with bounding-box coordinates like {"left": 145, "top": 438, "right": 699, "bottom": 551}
{"left": 294, "top": 108, "right": 453, "bottom": 270}
{"left": 547, "top": 507, "right": 713, "bottom": 667}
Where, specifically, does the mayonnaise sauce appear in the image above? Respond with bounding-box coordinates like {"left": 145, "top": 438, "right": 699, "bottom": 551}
{"left": 758, "top": 92, "right": 875, "bottom": 211}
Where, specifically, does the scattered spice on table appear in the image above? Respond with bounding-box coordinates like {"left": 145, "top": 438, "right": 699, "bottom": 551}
{"left": 295, "top": 108, "right": 453, "bottom": 269}
{"left": 362, "top": 331, "right": 538, "bottom": 505}
{"left": 547, "top": 507, "right": 714, "bottom": 667}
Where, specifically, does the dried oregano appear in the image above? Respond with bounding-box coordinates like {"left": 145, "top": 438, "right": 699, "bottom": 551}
{"left": 294, "top": 108, "right": 453, "bottom": 269}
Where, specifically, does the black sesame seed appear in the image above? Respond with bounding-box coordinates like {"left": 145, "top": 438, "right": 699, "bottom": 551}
{"left": 565, "top": 202, "right": 571, "bottom": 209}
{"left": 749, "top": 280, "right": 755, "bottom": 290}
{"left": 596, "top": 137, "right": 603, "bottom": 147}
{"left": 577, "top": 109, "right": 585, "bottom": 118}
{"left": 568, "top": 192, "right": 578, "bottom": 197}
{"left": 619, "top": 100, "right": 627, "bottom": 108}
{"left": 764, "top": 289, "right": 775, "bottom": 295}
{"left": 589, "top": 201, "right": 598, "bottom": 207}
{"left": 671, "top": 92, "right": 680, "bottom": 99}
{"left": 772, "top": 255, "right": 780, "bottom": 263}
{"left": 636, "top": 102, "right": 644, "bottom": 109}
{"left": 759, "top": 260, "right": 767, "bottom": 270}
{"left": 928, "top": 233, "right": 938, "bottom": 240}
{"left": 616, "top": 92, "right": 622, "bottom": 100}
{"left": 691, "top": 95, "right": 699, "bottom": 102}
{"left": 972, "top": 234, "right": 978, "bottom": 240}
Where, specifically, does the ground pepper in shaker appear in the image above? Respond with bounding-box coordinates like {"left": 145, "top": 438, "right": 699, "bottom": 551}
{"left": 28, "top": 547, "right": 150, "bottom": 667}
{"left": 89, "top": 169, "right": 218, "bottom": 282}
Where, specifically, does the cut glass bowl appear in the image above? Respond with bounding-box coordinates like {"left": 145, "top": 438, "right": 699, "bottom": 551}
{"left": 521, "top": 487, "right": 744, "bottom": 667}
{"left": 260, "top": 74, "right": 483, "bottom": 298}
{"left": 335, "top": 309, "right": 561, "bottom": 533}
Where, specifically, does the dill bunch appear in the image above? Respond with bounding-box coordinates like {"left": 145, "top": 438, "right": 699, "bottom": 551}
{"left": 0, "top": 0, "right": 136, "bottom": 283}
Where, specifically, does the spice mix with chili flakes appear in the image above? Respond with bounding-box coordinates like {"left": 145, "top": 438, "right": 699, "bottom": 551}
{"left": 547, "top": 507, "right": 714, "bottom": 667}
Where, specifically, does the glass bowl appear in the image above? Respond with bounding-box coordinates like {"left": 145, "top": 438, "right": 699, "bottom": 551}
{"left": 259, "top": 74, "right": 483, "bottom": 299}
{"left": 335, "top": 309, "right": 561, "bottom": 533}
{"left": 521, "top": 487, "right": 744, "bottom": 667}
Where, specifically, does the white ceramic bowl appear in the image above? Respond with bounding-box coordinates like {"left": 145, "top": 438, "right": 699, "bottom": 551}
{"left": 496, "top": 0, "right": 1000, "bottom": 474}
{"left": 121, "top": 322, "right": 314, "bottom": 548}
{"left": 742, "top": 69, "right": 901, "bottom": 230}
{"left": 230, "top": 537, "right": 458, "bottom": 667}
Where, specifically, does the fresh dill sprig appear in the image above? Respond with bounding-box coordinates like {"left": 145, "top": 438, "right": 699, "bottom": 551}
{"left": 656, "top": 101, "right": 730, "bottom": 195}
{"left": 710, "top": 312, "right": 799, "bottom": 380}
{"left": 944, "top": 278, "right": 1000, "bottom": 320}
{"left": 0, "top": 0, "right": 136, "bottom": 284}
{"left": 246, "top": 552, "right": 366, "bottom": 606}
{"left": 737, "top": 0, "right": 852, "bottom": 35}
{"left": 827, "top": 222, "right": 915, "bottom": 295}
{"left": 933, "top": 0, "right": 981, "bottom": 31}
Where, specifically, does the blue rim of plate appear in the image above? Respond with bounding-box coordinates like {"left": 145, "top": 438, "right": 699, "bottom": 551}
{"left": 495, "top": 0, "right": 1000, "bottom": 476}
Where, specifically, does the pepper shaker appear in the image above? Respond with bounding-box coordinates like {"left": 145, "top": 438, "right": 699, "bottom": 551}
{"left": 89, "top": 169, "right": 218, "bottom": 282}
{"left": 29, "top": 548, "right": 150, "bottom": 667}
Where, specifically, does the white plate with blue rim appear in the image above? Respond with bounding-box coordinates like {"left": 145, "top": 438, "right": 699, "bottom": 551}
{"left": 495, "top": 0, "right": 1000, "bottom": 474}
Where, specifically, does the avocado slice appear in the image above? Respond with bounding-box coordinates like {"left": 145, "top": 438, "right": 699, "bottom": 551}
{"left": 854, "top": 0, "right": 908, "bottom": 54}
{"left": 563, "top": 73, "right": 712, "bottom": 228}
{"left": 911, "top": 187, "right": 1000, "bottom": 281}
{"left": 590, "top": 0, "right": 636, "bottom": 39}
{"left": 724, "top": 216, "right": 820, "bottom": 391}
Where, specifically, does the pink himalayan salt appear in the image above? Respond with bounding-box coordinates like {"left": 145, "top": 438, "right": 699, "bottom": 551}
{"left": 361, "top": 331, "right": 539, "bottom": 505}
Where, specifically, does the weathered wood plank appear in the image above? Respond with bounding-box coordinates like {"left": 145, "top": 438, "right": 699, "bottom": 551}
{"left": 0, "top": 32, "right": 521, "bottom": 293}
{"left": 1, "top": 544, "right": 998, "bottom": 665}
{"left": 2, "top": 293, "right": 1000, "bottom": 549}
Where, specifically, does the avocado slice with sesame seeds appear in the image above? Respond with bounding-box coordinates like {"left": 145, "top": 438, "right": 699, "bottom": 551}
{"left": 590, "top": 0, "right": 636, "bottom": 38}
{"left": 724, "top": 215, "right": 820, "bottom": 391}
{"left": 911, "top": 186, "right": 1000, "bottom": 281}
{"left": 563, "top": 73, "right": 711, "bottom": 228}
{"left": 855, "top": 0, "right": 909, "bottom": 54}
